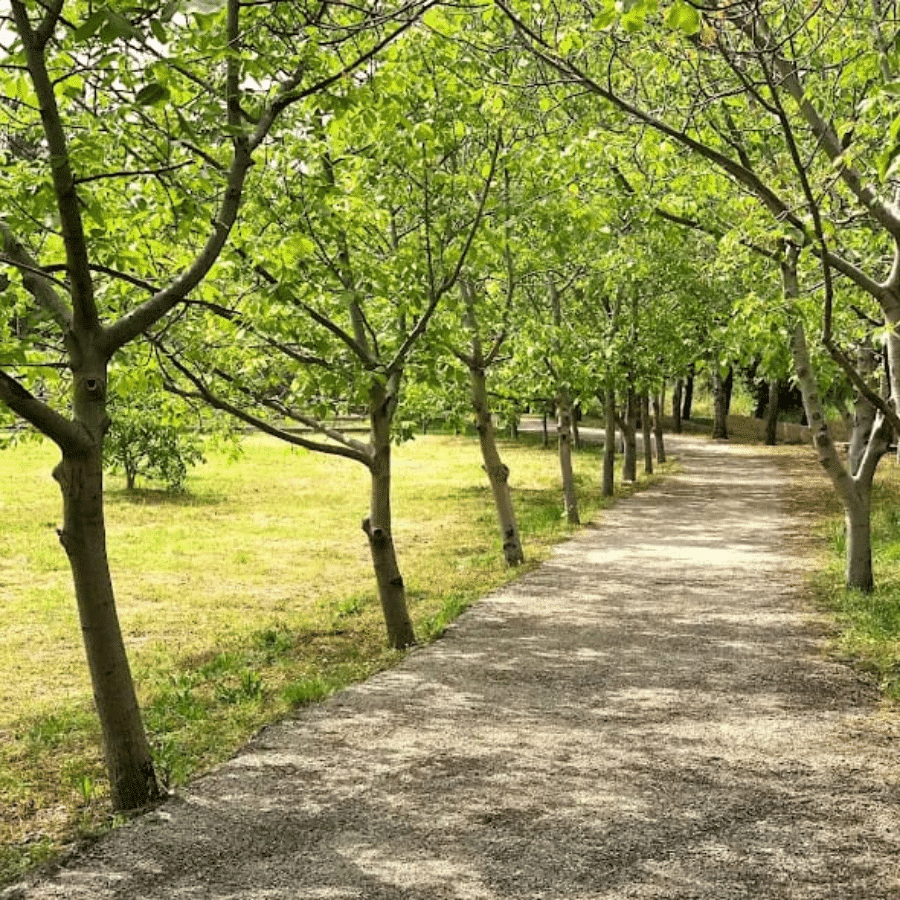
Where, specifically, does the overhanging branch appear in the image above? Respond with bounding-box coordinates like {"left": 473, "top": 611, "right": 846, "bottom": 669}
{"left": 0, "top": 368, "right": 90, "bottom": 453}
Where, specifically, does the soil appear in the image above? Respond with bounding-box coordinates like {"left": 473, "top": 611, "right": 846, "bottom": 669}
{"left": 6, "top": 435, "right": 900, "bottom": 899}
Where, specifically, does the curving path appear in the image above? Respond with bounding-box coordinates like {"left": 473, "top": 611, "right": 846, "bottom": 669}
{"left": 10, "top": 436, "right": 900, "bottom": 899}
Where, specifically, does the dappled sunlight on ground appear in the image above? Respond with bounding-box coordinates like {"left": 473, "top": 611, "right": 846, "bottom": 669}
{"left": 14, "top": 434, "right": 900, "bottom": 900}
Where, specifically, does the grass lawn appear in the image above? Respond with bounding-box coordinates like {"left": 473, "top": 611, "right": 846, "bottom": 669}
{"left": 806, "top": 455, "right": 900, "bottom": 702}
{"left": 0, "top": 428, "right": 666, "bottom": 884}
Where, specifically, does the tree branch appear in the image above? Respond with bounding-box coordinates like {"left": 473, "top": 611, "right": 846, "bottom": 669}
{"left": 101, "top": 0, "right": 251, "bottom": 355}
{"left": 231, "top": 247, "right": 380, "bottom": 368}
{"left": 728, "top": 4, "right": 900, "bottom": 241}
{"left": 494, "top": 0, "right": 807, "bottom": 234}
{"left": 11, "top": 0, "right": 96, "bottom": 332}
{"left": 388, "top": 129, "right": 503, "bottom": 373}
{"left": 159, "top": 350, "right": 372, "bottom": 467}
{"left": 184, "top": 299, "right": 332, "bottom": 368}
{"left": 0, "top": 221, "right": 73, "bottom": 329}
{"left": 0, "top": 368, "right": 91, "bottom": 453}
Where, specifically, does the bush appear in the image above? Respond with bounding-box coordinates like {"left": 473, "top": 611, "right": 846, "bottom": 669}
{"left": 104, "top": 391, "right": 205, "bottom": 492}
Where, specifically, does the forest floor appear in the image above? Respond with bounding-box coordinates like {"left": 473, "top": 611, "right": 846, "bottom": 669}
{"left": 6, "top": 434, "right": 900, "bottom": 899}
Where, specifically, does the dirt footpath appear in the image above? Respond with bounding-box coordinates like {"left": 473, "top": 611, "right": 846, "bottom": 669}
{"left": 9, "top": 436, "right": 900, "bottom": 899}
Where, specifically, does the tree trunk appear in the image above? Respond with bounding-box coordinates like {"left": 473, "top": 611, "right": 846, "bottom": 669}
{"left": 470, "top": 364, "right": 524, "bottom": 566}
{"left": 883, "top": 324, "right": 900, "bottom": 462}
{"left": 641, "top": 392, "right": 653, "bottom": 475}
{"left": 619, "top": 388, "right": 638, "bottom": 482}
{"left": 723, "top": 365, "right": 734, "bottom": 416}
{"left": 844, "top": 500, "right": 874, "bottom": 593}
{"left": 682, "top": 367, "right": 694, "bottom": 420}
{"left": 50, "top": 341, "right": 163, "bottom": 812}
{"left": 791, "top": 321, "right": 883, "bottom": 592}
{"left": 753, "top": 377, "right": 768, "bottom": 419}
{"left": 711, "top": 364, "right": 729, "bottom": 440}
{"left": 54, "top": 449, "right": 161, "bottom": 811}
{"left": 602, "top": 387, "right": 616, "bottom": 498}
{"left": 848, "top": 343, "right": 879, "bottom": 476}
{"left": 764, "top": 379, "right": 780, "bottom": 445}
{"left": 557, "top": 394, "right": 580, "bottom": 524}
{"left": 652, "top": 390, "right": 666, "bottom": 464}
{"left": 672, "top": 379, "right": 683, "bottom": 433}
{"left": 784, "top": 239, "right": 880, "bottom": 592}
{"left": 364, "top": 377, "right": 415, "bottom": 648}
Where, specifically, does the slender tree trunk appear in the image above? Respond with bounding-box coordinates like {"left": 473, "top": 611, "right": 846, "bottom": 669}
{"left": 711, "top": 363, "right": 729, "bottom": 440}
{"left": 723, "top": 366, "right": 734, "bottom": 415}
{"left": 363, "top": 377, "right": 415, "bottom": 648}
{"left": 55, "top": 448, "right": 161, "bottom": 811}
{"left": 641, "top": 392, "right": 653, "bottom": 475}
{"left": 558, "top": 393, "right": 580, "bottom": 524}
{"left": 883, "top": 324, "right": 900, "bottom": 462}
{"left": 791, "top": 317, "right": 885, "bottom": 592}
{"left": 844, "top": 498, "right": 874, "bottom": 592}
{"left": 848, "top": 344, "right": 879, "bottom": 476}
{"left": 602, "top": 386, "right": 616, "bottom": 498}
{"left": 764, "top": 379, "right": 780, "bottom": 445}
{"left": 59, "top": 349, "right": 161, "bottom": 811}
{"left": 470, "top": 364, "right": 524, "bottom": 566}
{"left": 682, "top": 367, "right": 694, "bottom": 420}
{"left": 753, "top": 377, "right": 768, "bottom": 418}
{"left": 672, "top": 379, "right": 683, "bottom": 433}
{"left": 619, "top": 388, "right": 638, "bottom": 482}
{"left": 652, "top": 389, "right": 666, "bottom": 463}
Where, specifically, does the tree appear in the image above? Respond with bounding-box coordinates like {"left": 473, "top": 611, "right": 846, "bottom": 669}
{"left": 104, "top": 384, "right": 206, "bottom": 492}
{"left": 494, "top": 0, "right": 900, "bottom": 589}
{"left": 0, "top": 0, "right": 424, "bottom": 808}
{"left": 452, "top": 275, "right": 526, "bottom": 565}
{"left": 158, "top": 23, "right": 502, "bottom": 647}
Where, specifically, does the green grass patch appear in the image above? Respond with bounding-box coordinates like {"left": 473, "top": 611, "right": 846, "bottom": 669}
{"left": 807, "top": 466, "right": 900, "bottom": 701}
{"left": 0, "top": 430, "right": 669, "bottom": 885}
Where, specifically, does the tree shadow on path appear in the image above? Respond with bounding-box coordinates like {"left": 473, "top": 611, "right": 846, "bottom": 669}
{"left": 14, "top": 435, "right": 900, "bottom": 900}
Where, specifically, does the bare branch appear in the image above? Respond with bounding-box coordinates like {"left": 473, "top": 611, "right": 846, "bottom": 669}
{"left": 73, "top": 162, "right": 194, "bottom": 186}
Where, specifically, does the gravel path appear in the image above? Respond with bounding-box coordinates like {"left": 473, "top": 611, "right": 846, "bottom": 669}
{"left": 9, "top": 436, "right": 900, "bottom": 899}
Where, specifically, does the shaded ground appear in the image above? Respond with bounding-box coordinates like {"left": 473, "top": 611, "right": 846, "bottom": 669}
{"left": 7, "top": 436, "right": 900, "bottom": 899}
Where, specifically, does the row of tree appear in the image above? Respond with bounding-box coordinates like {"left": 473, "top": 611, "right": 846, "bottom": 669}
{"left": 0, "top": 0, "right": 895, "bottom": 810}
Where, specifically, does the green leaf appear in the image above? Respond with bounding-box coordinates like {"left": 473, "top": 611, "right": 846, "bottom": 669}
{"left": 72, "top": 9, "right": 107, "bottom": 42}
{"left": 100, "top": 9, "right": 141, "bottom": 42}
{"left": 592, "top": 9, "right": 617, "bottom": 29}
{"left": 85, "top": 197, "right": 107, "bottom": 231}
{"left": 412, "top": 121, "right": 434, "bottom": 143}
{"left": 135, "top": 82, "right": 170, "bottom": 106}
{"left": 665, "top": 0, "right": 700, "bottom": 35}
{"left": 149, "top": 18, "right": 167, "bottom": 43}
{"left": 175, "top": 107, "right": 200, "bottom": 142}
